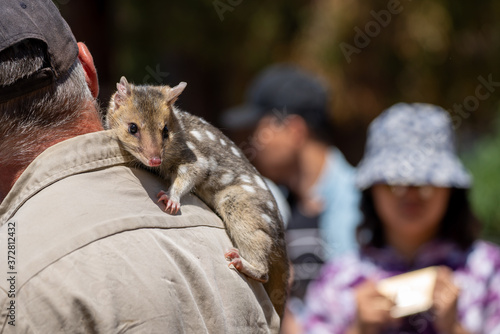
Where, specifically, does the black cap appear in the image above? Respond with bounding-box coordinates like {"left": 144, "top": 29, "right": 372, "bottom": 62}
{"left": 0, "top": 0, "right": 79, "bottom": 102}
{"left": 221, "top": 64, "right": 330, "bottom": 130}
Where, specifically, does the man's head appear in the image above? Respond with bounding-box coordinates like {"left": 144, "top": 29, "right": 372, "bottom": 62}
{"left": 222, "top": 64, "right": 333, "bottom": 184}
{"left": 0, "top": 0, "right": 101, "bottom": 200}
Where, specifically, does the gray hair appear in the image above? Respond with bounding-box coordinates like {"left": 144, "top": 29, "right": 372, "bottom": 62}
{"left": 0, "top": 40, "right": 97, "bottom": 165}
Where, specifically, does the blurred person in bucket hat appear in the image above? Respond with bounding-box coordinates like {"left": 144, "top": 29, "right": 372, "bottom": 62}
{"left": 222, "top": 64, "right": 362, "bottom": 326}
{"left": 356, "top": 102, "right": 471, "bottom": 190}
{"left": 303, "top": 103, "right": 500, "bottom": 334}
{"left": 0, "top": 0, "right": 281, "bottom": 332}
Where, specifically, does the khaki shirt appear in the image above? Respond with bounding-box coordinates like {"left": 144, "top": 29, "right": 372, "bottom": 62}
{"left": 0, "top": 131, "right": 280, "bottom": 333}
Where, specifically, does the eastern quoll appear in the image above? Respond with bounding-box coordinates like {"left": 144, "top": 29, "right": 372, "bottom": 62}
{"left": 105, "top": 77, "right": 289, "bottom": 317}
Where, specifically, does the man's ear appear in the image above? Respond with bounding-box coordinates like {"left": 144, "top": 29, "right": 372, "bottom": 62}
{"left": 77, "top": 42, "right": 99, "bottom": 99}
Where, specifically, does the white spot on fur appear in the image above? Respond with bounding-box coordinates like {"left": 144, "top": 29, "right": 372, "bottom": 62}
{"left": 206, "top": 130, "right": 216, "bottom": 141}
{"left": 266, "top": 201, "right": 275, "bottom": 210}
{"left": 220, "top": 173, "right": 235, "bottom": 185}
{"left": 197, "top": 157, "right": 209, "bottom": 169}
{"left": 179, "top": 166, "right": 188, "bottom": 174}
{"left": 254, "top": 175, "right": 267, "bottom": 190}
{"left": 261, "top": 214, "right": 272, "bottom": 224}
{"left": 241, "top": 185, "right": 255, "bottom": 193}
{"left": 190, "top": 130, "right": 203, "bottom": 141}
{"left": 209, "top": 157, "right": 218, "bottom": 170}
{"left": 200, "top": 118, "right": 208, "bottom": 124}
{"left": 231, "top": 146, "right": 241, "bottom": 157}
{"left": 220, "top": 138, "right": 227, "bottom": 146}
{"left": 186, "top": 141, "right": 196, "bottom": 150}
{"left": 240, "top": 175, "right": 252, "bottom": 183}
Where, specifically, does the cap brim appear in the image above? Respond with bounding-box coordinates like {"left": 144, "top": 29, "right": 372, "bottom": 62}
{"left": 356, "top": 148, "right": 472, "bottom": 190}
{"left": 219, "top": 104, "right": 263, "bottom": 130}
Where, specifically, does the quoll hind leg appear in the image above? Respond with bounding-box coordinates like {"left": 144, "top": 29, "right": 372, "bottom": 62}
{"left": 213, "top": 187, "right": 288, "bottom": 316}
{"left": 226, "top": 245, "right": 289, "bottom": 318}
{"left": 221, "top": 226, "right": 272, "bottom": 282}
{"left": 225, "top": 248, "right": 268, "bottom": 282}
{"left": 213, "top": 189, "right": 273, "bottom": 282}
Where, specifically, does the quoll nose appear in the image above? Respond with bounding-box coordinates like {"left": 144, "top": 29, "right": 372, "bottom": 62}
{"left": 148, "top": 157, "right": 162, "bottom": 167}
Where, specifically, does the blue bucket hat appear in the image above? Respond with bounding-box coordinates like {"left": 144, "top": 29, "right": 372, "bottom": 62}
{"left": 356, "top": 103, "right": 472, "bottom": 190}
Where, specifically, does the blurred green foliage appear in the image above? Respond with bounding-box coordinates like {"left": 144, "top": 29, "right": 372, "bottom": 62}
{"left": 464, "top": 112, "right": 500, "bottom": 243}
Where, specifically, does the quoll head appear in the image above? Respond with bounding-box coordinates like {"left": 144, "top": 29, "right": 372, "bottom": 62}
{"left": 106, "top": 76, "right": 187, "bottom": 167}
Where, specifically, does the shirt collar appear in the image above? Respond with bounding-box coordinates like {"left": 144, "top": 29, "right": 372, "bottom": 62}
{"left": 0, "top": 130, "right": 133, "bottom": 226}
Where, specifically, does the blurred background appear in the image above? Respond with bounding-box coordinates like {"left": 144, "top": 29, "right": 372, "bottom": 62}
{"left": 57, "top": 0, "right": 500, "bottom": 242}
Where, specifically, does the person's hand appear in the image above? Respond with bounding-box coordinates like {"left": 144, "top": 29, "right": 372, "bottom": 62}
{"left": 348, "top": 280, "right": 399, "bottom": 334}
{"left": 432, "top": 266, "right": 468, "bottom": 334}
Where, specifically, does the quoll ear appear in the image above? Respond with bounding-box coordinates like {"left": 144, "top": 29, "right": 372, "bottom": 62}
{"left": 168, "top": 82, "right": 187, "bottom": 104}
{"left": 114, "top": 76, "right": 132, "bottom": 108}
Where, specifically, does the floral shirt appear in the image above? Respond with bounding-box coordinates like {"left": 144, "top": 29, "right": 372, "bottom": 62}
{"left": 303, "top": 240, "right": 500, "bottom": 334}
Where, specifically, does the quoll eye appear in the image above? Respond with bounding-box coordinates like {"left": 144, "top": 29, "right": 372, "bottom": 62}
{"left": 128, "top": 123, "right": 138, "bottom": 135}
{"left": 163, "top": 125, "right": 169, "bottom": 139}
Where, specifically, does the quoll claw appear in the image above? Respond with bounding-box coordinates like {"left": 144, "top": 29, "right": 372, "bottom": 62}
{"left": 224, "top": 248, "right": 243, "bottom": 270}
{"left": 157, "top": 191, "right": 180, "bottom": 214}
{"left": 225, "top": 248, "right": 240, "bottom": 261}
{"left": 224, "top": 248, "right": 268, "bottom": 283}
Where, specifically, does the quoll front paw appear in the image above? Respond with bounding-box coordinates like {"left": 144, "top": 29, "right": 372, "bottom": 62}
{"left": 157, "top": 190, "right": 181, "bottom": 214}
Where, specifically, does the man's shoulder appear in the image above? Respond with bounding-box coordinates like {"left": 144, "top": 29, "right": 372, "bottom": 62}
{"left": 0, "top": 164, "right": 282, "bottom": 333}
{"left": 0, "top": 132, "right": 280, "bottom": 333}
{"left": 15, "top": 163, "right": 222, "bottom": 228}
{"left": 0, "top": 226, "right": 279, "bottom": 333}
{"left": 5, "top": 163, "right": 225, "bottom": 288}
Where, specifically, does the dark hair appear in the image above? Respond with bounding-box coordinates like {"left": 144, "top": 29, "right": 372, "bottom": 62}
{"left": 268, "top": 109, "right": 335, "bottom": 145}
{"left": 356, "top": 188, "right": 481, "bottom": 250}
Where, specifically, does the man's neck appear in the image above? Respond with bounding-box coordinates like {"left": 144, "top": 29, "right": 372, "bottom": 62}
{"left": 290, "top": 139, "right": 330, "bottom": 205}
{"left": 0, "top": 107, "right": 103, "bottom": 203}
